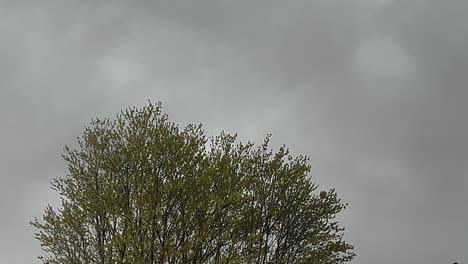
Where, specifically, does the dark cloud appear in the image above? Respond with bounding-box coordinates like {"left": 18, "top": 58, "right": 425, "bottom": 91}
{"left": 1, "top": 0, "right": 466, "bottom": 263}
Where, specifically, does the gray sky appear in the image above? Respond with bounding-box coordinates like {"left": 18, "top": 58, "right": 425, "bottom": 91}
{"left": 1, "top": 0, "right": 466, "bottom": 263}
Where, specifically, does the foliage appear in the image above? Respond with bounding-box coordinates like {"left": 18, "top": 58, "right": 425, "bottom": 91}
{"left": 31, "top": 101, "right": 355, "bottom": 264}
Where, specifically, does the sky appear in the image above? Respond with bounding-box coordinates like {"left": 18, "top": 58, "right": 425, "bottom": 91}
{"left": 0, "top": 0, "right": 467, "bottom": 263}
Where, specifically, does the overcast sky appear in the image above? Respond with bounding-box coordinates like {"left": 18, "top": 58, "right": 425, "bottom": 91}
{"left": 1, "top": 0, "right": 467, "bottom": 263}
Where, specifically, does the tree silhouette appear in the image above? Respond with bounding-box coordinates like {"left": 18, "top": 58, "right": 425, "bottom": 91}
{"left": 31, "top": 101, "right": 355, "bottom": 264}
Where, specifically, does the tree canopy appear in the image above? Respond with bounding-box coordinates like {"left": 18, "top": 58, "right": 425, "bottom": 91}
{"left": 31, "top": 101, "right": 355, "bottom": 264}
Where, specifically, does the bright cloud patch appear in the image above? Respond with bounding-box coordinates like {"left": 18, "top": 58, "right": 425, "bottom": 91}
{"left": 99, "top": 55, "right": 144, "bottom": 88}
{"left": 354, "top": 36, "right": 415, "bottom": 82}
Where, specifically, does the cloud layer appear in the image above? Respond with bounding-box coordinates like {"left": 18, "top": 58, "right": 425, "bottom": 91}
{"left": 1, "top": 1, "right": 466, "bottom": 263}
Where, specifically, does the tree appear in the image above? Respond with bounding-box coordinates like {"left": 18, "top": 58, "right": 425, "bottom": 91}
{"left": 31, "top": 101, "right": 355, "bottom": 264}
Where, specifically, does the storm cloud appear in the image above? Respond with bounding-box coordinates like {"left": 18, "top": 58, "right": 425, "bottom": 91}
{"left": 0, "top": 1, "right": 466, "bottom": 263}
